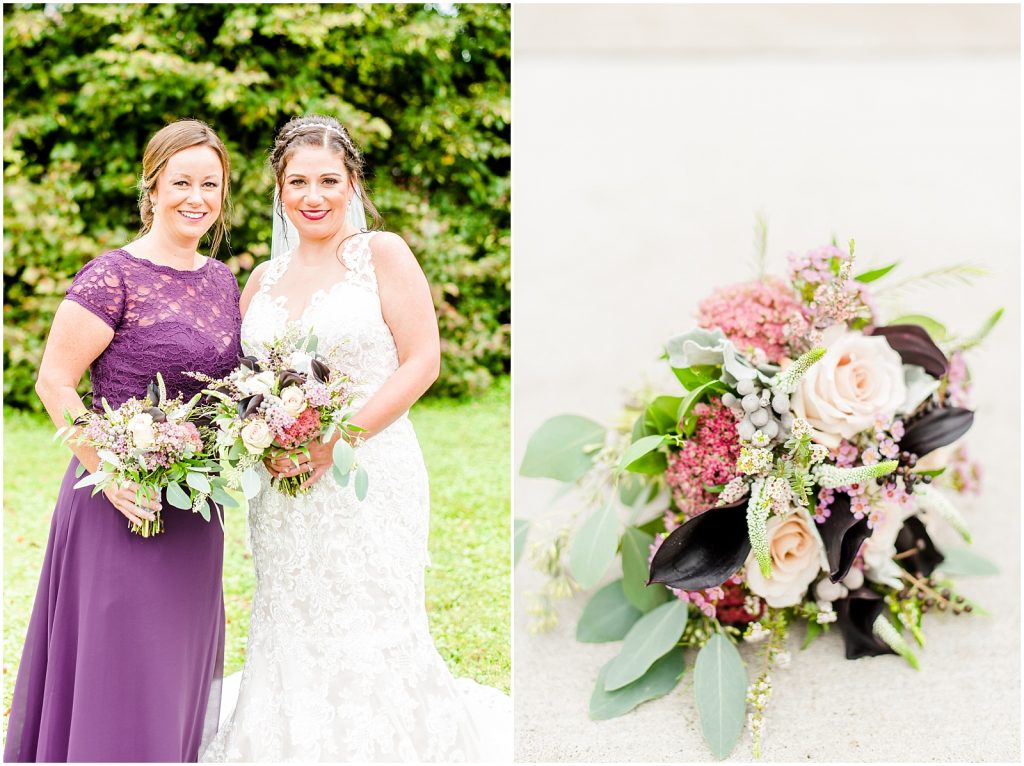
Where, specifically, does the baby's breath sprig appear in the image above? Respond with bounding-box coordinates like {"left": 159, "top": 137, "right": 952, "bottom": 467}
{"left": 526, "top": 526, "right": 580, "bottom": 633}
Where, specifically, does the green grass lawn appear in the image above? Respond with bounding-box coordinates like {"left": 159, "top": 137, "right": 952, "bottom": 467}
{"left": 3, "top": 378, "right": 510, "bottom": 740}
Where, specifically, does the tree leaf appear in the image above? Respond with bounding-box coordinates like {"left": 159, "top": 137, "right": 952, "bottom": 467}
{"left": 514, "top": 518, "right": 529, "bottom": 566}
{"left": 569, "top": 501, "right": 620, "bottom": 589}
{"left": 618, "top": 474, "right": 645, "bottom": 506}
{"left": 604, "top": 599, "right": 688, "bottom": 691}
{"left": 934, "top": 547, "right": 1000, "bottom": 577}
{"left": 693, "top": 633, "right": 748, "bottom": 760}
{"left": 577, "top": 579, "right": 642, "bottom": 643}
{"left": 617, "top": 434, "right": 666, "bottom": 474}
{"left": 854, "top": 262, "right": 898, "bottom": 283}
{"left": 801, "top": 619, "right": 823, "bottom": 650}
{"left": 185, "top": 471, "right": 211, "bottom": 494}
{"left": 620, "top": 527, "right": 668, "bottom": 612}
{"left": 354, "top": 465, "right": 369, "bottom": 501}
{"left": 520, "top": 414, "right": 605, "bottom": 482}
{"left": 166, "top": 480, "right": 192, "bottom": 510}
{"left": 590, "top": 647, "right": 685, "bottom": 720}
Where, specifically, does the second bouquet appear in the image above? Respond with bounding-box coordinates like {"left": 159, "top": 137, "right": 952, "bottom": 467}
{"left": 195, "top": 328, "right": 368, "bottom": 501}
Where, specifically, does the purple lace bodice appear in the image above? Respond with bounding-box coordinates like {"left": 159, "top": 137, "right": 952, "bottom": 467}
{"left": 64, "top": 249, "right": 242, "bottom": 409}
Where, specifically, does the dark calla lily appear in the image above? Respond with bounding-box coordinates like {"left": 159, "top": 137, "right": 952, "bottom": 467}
{"left": 239, "top": 355, "right": 262, "bottom": 373}
{"left": 145, "top": 406, "right": 167, "bottom": 423}
{"left": 648, "top": 499, "right": 751, "bottom": 591}
{"left": 278, "top": 370, "right": 306, "bottom": 389}
{"left": 146, "top": 379, "right": 161, "bottom": 407}
{"left": 817, "top": 492, "right": 873, "bottom": 584}
{"left": 837, "top": 587, "right": 896, "bottom": 660}
{"left": 901, "top": 407, "right": 974, "bottom": 457}
{"left": 894, "top": 515, "right": 944, "bottom": 577}
{"left": 870, "top": 324, "right": 948, "bottom": 378}
{"left": 310, "top": 358, "right": 331, "bottom": 383}
{"left": 238, "top": 393, "right": 264, "bottom": 419}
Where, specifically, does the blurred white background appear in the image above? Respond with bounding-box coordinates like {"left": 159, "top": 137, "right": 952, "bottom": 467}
{"left": 513, "top": 4, "right": 1019, "bottom": 761}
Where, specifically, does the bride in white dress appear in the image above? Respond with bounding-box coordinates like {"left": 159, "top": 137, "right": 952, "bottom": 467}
{"left": 202, "top": 115, "right": 509, "bottom": 762}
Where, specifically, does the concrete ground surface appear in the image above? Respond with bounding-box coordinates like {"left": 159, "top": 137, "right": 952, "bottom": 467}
{"left": 512, "top": 5, "right": 1020, "bottom": 762}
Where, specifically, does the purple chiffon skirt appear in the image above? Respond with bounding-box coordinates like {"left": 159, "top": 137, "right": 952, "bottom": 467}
{"left": 4, "top": 458, "right": 224, "bottom": 763}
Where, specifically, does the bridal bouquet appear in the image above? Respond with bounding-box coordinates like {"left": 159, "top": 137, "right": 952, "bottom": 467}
{"left": 193, "top": 328, "right": 367, "bottom": 500}
{"left": 62, "top": 374, "right": 225, "bottom": 537}
{"left": 520, "top": 239, "right": 1000, "bottom": 758}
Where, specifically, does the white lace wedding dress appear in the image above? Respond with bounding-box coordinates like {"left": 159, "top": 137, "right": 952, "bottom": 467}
{"left": 202, "top": 232, "right": 510, "bottom": 762}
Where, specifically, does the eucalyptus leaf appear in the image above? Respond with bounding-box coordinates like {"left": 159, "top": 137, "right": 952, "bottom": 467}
{"left": 73, "top": 470, "right": 108, "bottom": 490}
{"left": 332, "top": 465, "right": 351, "bottom": 487}
{"left": 621, "top": 527, "right": 668, "bottom": 613}
{"left": 185, "top": 471, "right": 211, "bottom": 494}
{"left": 354, "top": 465, "right": 369, "bottom": 501}
{"left": 332, "top": 439, "right": 355, "bottom": 475}
{"left": 604, "top": 598, "right": 688, "bottom": 691}
{"left": 617, "top": 435, "right": 666, "bottom": 474}
{"left": 166, "top": 481, "right": 192, "bottom": 510}
{"left": 195, "top": 500, "right": 211, "bottom": 522}
{"left": 934, "top": 547, "right": 1000, "bottom": 577}
{"left": 569, "top": 502, "right": 620, "bottom": 589}
{"left": 211, "top": 484, "right": 239, "bottom": 509}
{"left": 618, "top": 474, "right": 645, "bottom": 507}
{"left": 239, "top": 467, "right": 261, "bottom": 499}
{"left": 590, "top": 647, "right": 685, "bottom": 720}
{"left": 693, "top": 633, "right": 748, "bottom": 760}
{"left": 514, "top": 518, "right": 529, "bottom": 566}
{"left": 74, "top": 461, "right": 87, "bottom": 478}
{"left": 520, "top": 415, "right": 606, "bottom": 482}
{"left": 576, "top": 579, "right": 642, "bottom": 643}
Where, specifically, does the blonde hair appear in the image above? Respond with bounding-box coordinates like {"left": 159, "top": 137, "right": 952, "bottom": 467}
{"left": 138, "top": 119, "right": 231, "bottom": 257}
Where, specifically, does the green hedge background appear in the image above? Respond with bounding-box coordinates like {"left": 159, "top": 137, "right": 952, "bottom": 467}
{"left": 3, "top": 3, "right": 510, "bottom": 407}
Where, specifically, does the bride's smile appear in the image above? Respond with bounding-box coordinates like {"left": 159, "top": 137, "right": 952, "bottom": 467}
{"left": 280, "top": 145, "right": 355, "bottom": 240}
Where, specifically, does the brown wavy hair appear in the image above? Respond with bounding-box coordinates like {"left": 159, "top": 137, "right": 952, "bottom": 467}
{"left": 138, "top": 119, "right": 231, "bottom": 257}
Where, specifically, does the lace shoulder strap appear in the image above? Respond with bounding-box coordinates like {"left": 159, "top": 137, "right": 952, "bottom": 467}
{"left": 340, "top": 232, "right": 379, "bottom": 293}
{"left": 255, "top": 250, "right": 292, "bottom": 298}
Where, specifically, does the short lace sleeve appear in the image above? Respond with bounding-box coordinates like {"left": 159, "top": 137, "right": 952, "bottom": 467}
{"left": 64, "top": 253, "right": 126, "bottom": 330}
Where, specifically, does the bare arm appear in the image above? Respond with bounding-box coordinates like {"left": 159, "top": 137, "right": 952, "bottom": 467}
{"left": 36, "top": 300, "right": 160, "bottom": 523}
{"left": 291, "top": 233, "right": 440, "bottom": 488}
{"left": 347, "top": 231, "right": 440, "bottom": 438}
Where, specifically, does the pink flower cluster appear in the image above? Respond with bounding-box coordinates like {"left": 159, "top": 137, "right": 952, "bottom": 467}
{"left": 274, "top": 407, "right": 321, "bottom": 449}
{"left": 144, "top": 422, "right": 203, "bottom": 468}
{"left": 945, "top": 351, "right": 972, "bottom": 408}
{"left": 664, "top": 401, "right": 741, "bottom": 523}
{"left": 787, "top": 245, "right": 876, "bottom": 331}
{"left": 696, "top": 277, "right": 809, "bottom": 363}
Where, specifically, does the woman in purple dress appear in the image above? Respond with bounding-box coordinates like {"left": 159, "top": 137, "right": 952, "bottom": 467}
{"left": 4, "top": 120, "right": 242, "bottom": 763}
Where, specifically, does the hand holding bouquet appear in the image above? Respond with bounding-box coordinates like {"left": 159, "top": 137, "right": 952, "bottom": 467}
{"left": 520, "top": 237, "right": 1000, "bottom": 758}
{"left": 196, "top": 329, "right": 367, "bottom": 500}
{"left": 61, "top": 374, "right": 223, "bottom": 537}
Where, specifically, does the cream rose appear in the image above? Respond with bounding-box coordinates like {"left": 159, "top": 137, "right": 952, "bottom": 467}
{"left": 792, "top": 331, "right": 907, "bottom": 448}
{"left": 279, "top": 385, "right": 307, "bottom": 417}
{"left": 127, "top": 412, "right": 156, "bottom": 450}
{"left": 238, "top": 370, "right": 276, "bottom": 398}
{"left": 745, "top": 512, "right": 826, "bottom": 608}
{"left": 240, "top": 418, "right": 275, "bottom": 453}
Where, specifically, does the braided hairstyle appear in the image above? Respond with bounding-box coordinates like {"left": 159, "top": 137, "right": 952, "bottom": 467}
{"left": 138, "top": 119, "right": 231, "bottom": 257}
{"left": 269, "top": 114, "right": 381, "bottom": 232}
